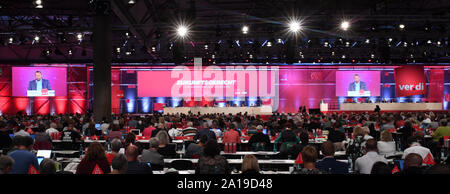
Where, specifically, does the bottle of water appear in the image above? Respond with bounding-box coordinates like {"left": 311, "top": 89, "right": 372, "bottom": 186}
{"left": 273, "top": 143, "right": 277, "bottom": 153}
{"left": 107, "top": 142, "right": 111, "bottom": 153}
{"left": 348, "top": 156, "right": 353, "bottom": 173}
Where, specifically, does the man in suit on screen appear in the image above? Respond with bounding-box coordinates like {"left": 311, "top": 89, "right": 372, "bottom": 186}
{"left": 27, "top": 71, "right": 52, "bottom": 90}
{"left": 348, "top": 74, "right": 367, "bottom": 92}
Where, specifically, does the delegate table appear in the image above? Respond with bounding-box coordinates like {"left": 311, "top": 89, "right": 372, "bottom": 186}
{"left": 340, "top": 102, "right": 442, "bottom": 111}
{"left": 163, "top": 106, "right": 273, "bottom": 115}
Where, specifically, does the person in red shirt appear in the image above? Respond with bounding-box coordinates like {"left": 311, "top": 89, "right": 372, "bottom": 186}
{"left": 76, "top": 142, "right": 111, "bottom": 174}
{"left": 142, "top": 123, "right": 156, "bottom": 137}
{"left": 106, "top": 139, "right": 122, "bottom": 165}
{"left": 222, "top": 124, "right": 241, "bottom": 144}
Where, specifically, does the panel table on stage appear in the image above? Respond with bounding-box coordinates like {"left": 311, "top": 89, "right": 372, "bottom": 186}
{"left": 163, "top": 106, "right": 273, "bottom": 115}
{"left": 340, "top": 102, "right": 443, "bottom": 111}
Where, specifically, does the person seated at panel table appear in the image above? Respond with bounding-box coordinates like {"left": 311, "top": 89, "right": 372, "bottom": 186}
{"left": 222, "top": 123, "right": 242, "bottom": 145}
{"left": 7, "top": 136, "right": 39, "bottom": 174}
{"left": 141, "top": 137, "right": 164, "bottom": 166}
{"left": 316, "top": 141, "right": 349, "bottom": 174}
{"left": 354, "top": 139, "right": 387, "bottom": 174}
{"left": 185, "top": 134, "right": 208, "bottom": 158}
{"left": 195, "top": 140, "right": 230, "bottom": 174}
{"left": 27, "top": 71, "right": 52, "bottom": 91}
{"left": 248, "top": 125, "right": 271, "bottom": 151}
{"left": 193, "top": 122, "right": 217, "bottom": 142}
{"left": 76, "top": 142, "right": 111, "bottom": 174}
{"left": 348, "top": 74, "right": 367, "bottom": 92}
{"left": 241, "top": 155, "right": 260, "bottom": 174}
{"left": 432, "top": 119, "right": 450, "bottom": 143}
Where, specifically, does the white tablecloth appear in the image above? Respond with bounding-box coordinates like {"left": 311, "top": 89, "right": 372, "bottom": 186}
{"left": 340, "top": 103, "right": 442, "bottom": 111}
{"left": 163, "top": 106, "right": 273, "bottom": 115}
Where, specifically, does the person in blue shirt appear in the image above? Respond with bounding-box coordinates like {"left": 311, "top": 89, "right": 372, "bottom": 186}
{"left": 316, "top": 141, "right": 349, "bottom": 174}
{"left": 7, "top": 136, "right": 40, "bottom": 174}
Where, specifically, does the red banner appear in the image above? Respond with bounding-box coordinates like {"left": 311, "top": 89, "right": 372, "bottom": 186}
{"left": 394, "top": 66, "right": 426, "bottom": 97}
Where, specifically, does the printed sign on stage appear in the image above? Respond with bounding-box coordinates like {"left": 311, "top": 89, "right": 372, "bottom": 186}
{"left": 394, "top": 66, "right": 426, "bottom": 97}
{"left": 335, "top": 71, "right": 380, "bottom": 97}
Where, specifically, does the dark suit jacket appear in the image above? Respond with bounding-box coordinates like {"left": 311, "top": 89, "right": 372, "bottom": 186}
{"left": 27, "top": 79, "right": 51, "bottom": 90}
{"left": 316, "top": 157, "right": 349, "bottom": 174}
{"left": 348, "top": 81, "right": 367, "bottom": 91}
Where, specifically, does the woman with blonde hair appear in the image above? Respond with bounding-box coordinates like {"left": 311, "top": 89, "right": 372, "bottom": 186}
{"left": 377, "top": 130, "right": 396, "bottom": 155}
{"left": 155, "top": 130, "right": 176, "bottom": 157}
{"left": 241, "top": 155, "right": 260, "bottom": 174}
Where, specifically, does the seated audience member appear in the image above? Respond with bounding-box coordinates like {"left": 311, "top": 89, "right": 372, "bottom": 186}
{"left": 381, "top": 117, "right": 395, "bottom": 131}
{"left": 182, "top": 122, "right": 198, "bottom": 137}
{"left": 193, "top": 122, "right": 217, "bottom": 141}
{"left": 39, "top": 158, "right": 56, "bottom": 174}
{"left": 125, "top": 145, "right": 153, "bottom": 174}
{"left": 248, "top": 125, "right": 271, "bottom": 151}
{"left": 108, "top": 124, "right": 122, "bottom": 141}
{"left": 106, "top": 139, "right": 122, "bottom": 165}
{"left": 354, "top": 139, "right": 387, "bottom": 174}
{"left": 61, "top": 124, "right": 81, "bottom": 142}
{"left": 346, "top": 126, "right": 368, "bottom": 161}
{"left": 14, "top": 125, "right": 30, "bottom": 137}
{"left": 76, "top": 142, "right": 111, "bottom": 174}
{"left": 275, "top": 127, "right": 300, "bottom": 153}
{"left": 141, "top": 137, "right": 164, "bottom": 166}
{"left": 398, "top": 120, "right": 415, "bottom": 150}
{"left": 186, "top": 134, "right": 208, "bottom": 158}
{"left": 316, "top": 141, "right": 349, "bottom": 174}
{"left": 156, "top": 130, "right": 176, "bottom": 157}
{"left": 151, "top": 123, "right": 166, "bottom": 138}
{"left": 222, "top": 124, "right": 242, "bottom": 145}
{"left": 0, "top": 155, "right": 15, "bottom": 174}
{"left": 8, "top": 136, "right": 39, "bottom": 174}
{"left": 377, "top": 130, "right": 396, "bottom": 156}
{"left": 34, "top": 125, "right": 52, "bottom": 146}
{"left": 362, "top": 126, "right": 373, "bottom": 140}
{"left": 432, "top": 119, "right": 450, "bottom": 142}
{"left": 292, "top": 145, "right": 322, "bottom": 174}
{"left": 327, "top": 124, "right": 346, "bottom": 151}
{"left": 111, "top": 154, "right": 128, "bottom": 174}
{"left": 400, "top": 153, "right": 425, "bottom": 174}
{"left": 402, "top": 136, "right": 434, "bottom": 163}
{"left": 370, "top": 161, "right": 392, "bottom": 174}
{"left": 241, "top": 155, "right": 260, "bottom": 174}
{"left": 45, "top": 122, "right": 59, "bottom": 136}
{"left": 142, "top": 123, "right": 156, "bottom": 137}
{"left": 0, "top": 121, "right": 12, "bottom": 150}
{"left": 196, "top": 140, "right": 230, "bottom": 174}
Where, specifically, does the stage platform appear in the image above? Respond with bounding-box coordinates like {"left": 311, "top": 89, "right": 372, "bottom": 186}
{"left": 339, "top": 102, "right": 443, "bottom": 111}
{"left": 163, "top": 106, "right": 273, "bottom": 115}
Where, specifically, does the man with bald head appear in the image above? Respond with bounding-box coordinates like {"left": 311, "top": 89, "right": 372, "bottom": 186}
{"left": 125, "top": 145, "right": 153, "bottom": 174}
{"left": 400, "top": 153, "right": 424, "bottom": 174}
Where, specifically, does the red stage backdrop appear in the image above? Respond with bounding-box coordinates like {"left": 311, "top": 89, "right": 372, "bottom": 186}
{"left": 394, "top": 66, "right": 427, "bottom": 97}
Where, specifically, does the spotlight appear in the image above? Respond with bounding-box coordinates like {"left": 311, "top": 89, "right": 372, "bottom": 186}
{"left": 128, "top": 0, "right": 136, "bottom": 5}
{"left": 427, "top": 40, "right": 432, "bottom": 44}
{"left": 365, "top": 39, "right": 370, "bottom": 44}
{"left": 204, "top": 44, "right": 208, "bottom": 50}
{"left": 340, "top": 21, "right": 350, "bottom": 31}
{"left": 68, "top": 48, "right": 73, "bottom": 55}
{"left": 34, "top": 0, "right": 43, "bottom": 8}
{"left": 242, "top": 25, "right": 249, "bottom": 34}
{"left": 8, "top": 37, "right": 13, "bottom": 44}
{"left": 176, "top": 25, "right": 189, "bottom": 37}
{"left": 76, "top": 33, "right": 83, "bottom": 41}
{"left": 399, "top": 24, "right": 405, "bottom": 29}
{"left": 116, "top": 47, "right": 121, "bottom": 53}
{"left": 267, "top": 41, "right": 272, "bottom": 47}
{"left": 151, "top": 46, "right": 156, "bottom": 52}
{"left": 288, "top": 20, "right": 302, "bottom": 33}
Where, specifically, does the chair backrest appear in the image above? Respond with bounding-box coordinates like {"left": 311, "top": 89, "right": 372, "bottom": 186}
{"left": 170, "top": 160, "right": 194, "bottom": 170}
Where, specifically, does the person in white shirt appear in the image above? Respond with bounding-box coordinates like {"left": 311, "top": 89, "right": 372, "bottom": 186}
{"left": 354, "top": 139, "right": 388, "bottom": 174}
{"left": 377, "top": 130, "right": 396, "bottom": 156}
{"left": 100, "top": 122, "right": 110, "bottom": 135}
{"left": 402, "top": 136, "right": 434, "bottom": 163}
{"left": 45, "top": 122, "right": 59, "bottom": 135}
{"left": 362, "top": 126, "right": 373, "bottom": 141}
{"left": 14, "top": 126, "right": 30, "bottom": 137}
